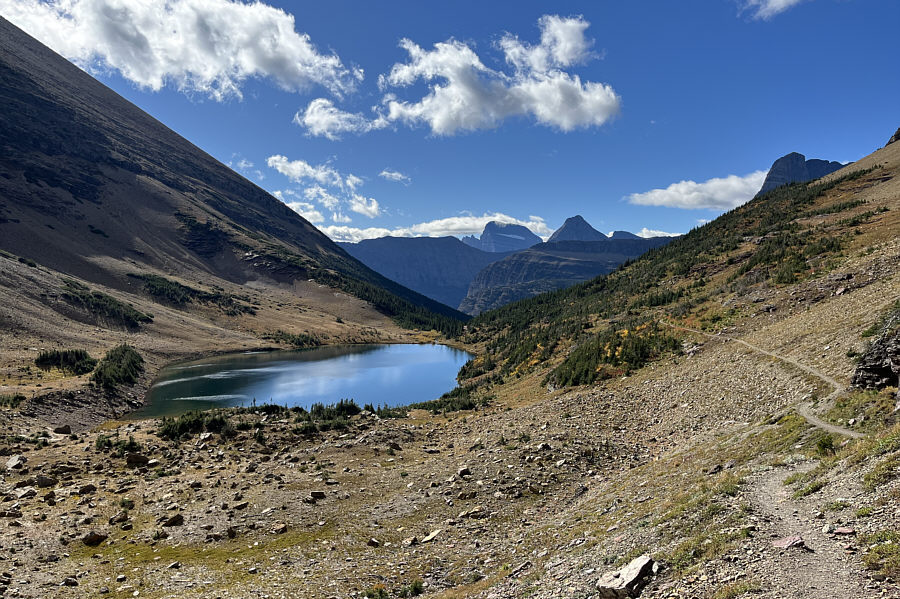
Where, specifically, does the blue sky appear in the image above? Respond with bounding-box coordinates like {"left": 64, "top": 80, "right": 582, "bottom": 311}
{"left": 3, "top": 0, "right": 898, "bottom": 241}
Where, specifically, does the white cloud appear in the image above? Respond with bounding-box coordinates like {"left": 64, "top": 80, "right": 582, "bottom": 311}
{"left": 331, "top": 211, "right": 352, "bottom": 224}
{"left": 319, "top": 212, "right": 552, "bottom": 243}
{"left": 499, "top": 14, "right": 593, "bottom": 74}
{"left": 303, "top": 185, "right": 340, "bottom": 209}
{"left": 636, "top": 228, "right": 681, "bottom": 238}
{"left": 348, "top": 194, "right": 380, "bottom": 218}
{"left": 285, "top": 202, "right": 324, "bottom": 224}
{"left": 627, "top": 170, "right": 768, "bottom": 210}
{"left": 379, "top": 169, "right": 411, "bottom": 185}
{"left": 345, "top": 174, "right": 364, "bottom": 191}
{"left": 297, "top": 15, "right": 619, "bottom": 138}
{"left": 266, "top": 155, "right": 343, "bottom": 187}
{"left": 742, "top": 0, "right": 807, "bottom": 20}
{"left": 0, "top": 0, "right": 362, "bottom": 101}
{"left": 295, "top": 98, "right": 386, "bottom": 140}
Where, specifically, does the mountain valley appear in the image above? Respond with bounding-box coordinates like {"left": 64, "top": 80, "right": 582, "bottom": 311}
{"left": 0, "top": 11, "right": 899, "bottom": 599}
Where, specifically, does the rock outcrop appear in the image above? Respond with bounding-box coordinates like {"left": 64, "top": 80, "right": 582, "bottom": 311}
{"left": 756, "top": 152, "right": 843, "bottom": 196}
{"left": 887, "top": 127, "right": 900, "bottom": 147}
{"left": 852, "top": 328, "right": 900, "bottom": 406}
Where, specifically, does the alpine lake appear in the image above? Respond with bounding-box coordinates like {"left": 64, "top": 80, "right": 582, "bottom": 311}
{"left": 132, "top": 343, "right": 472, "bottom": 419}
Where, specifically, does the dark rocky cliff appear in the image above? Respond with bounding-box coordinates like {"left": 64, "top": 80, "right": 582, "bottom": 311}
{"left": 756, "top": 152, "right": 843, "bottom": 196}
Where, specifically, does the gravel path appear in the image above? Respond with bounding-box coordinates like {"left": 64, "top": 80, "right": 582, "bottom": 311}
{"left": 661, "top": 321, "right": 864, "bottom": 439}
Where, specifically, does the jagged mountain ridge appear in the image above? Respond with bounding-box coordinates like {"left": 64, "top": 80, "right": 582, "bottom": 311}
{"left": 0, "top": 16, "right": 462, "bottom": 332}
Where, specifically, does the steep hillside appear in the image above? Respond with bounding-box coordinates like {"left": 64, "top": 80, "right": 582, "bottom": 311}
{"left": 757, "top": 151, "right": 843, "bottom": 196}
{"left": 459, "top": 236, "right": 674, "bottom": 315}
{"left": 0, "top": 16, "right": 463, "bottom": 422}
{"left": 339, "top": 236, "right": 510, "bottom": 308}
{"left": 461, "top": 221, "right": 543, "bottom": 252}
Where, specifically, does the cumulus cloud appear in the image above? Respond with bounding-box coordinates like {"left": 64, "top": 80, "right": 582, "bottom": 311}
{"left": 0, "top": 0, "right": 361, "bottom": 100}
{"left": 348, "top": 194, "right": 380, "bottom": 218}
{"left": 303, "top": 185, "right": 340, "bottom": 209}
{"left": 266, "top": 155, "right": 343, "bottom": 187}
{"left": 295, "top": 98, "right": 387, "bottom": 139}
{"left": 298, "top": 15, "right": 619, "bottom": 138}
{"left": 379, "top": 169, "right": 411, "bottom": 185}
{"left": 266, "top": 154, "right": 382, "bottom": 221}
{"left": 742, "top": 0, "right": 808, "bottom": 20}
{"left": 319, "top": 212, "right": 552, "bottom": 243}
{"left": 627, "top": 170, "right": 768, "bottom": 210}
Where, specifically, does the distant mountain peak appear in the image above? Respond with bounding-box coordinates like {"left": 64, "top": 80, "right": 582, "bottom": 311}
{"left": 548, "top": 215, "right": 607, "bottom": 243}
{"left": 461, "top": 221, "right": 542, "bottom": 253}
{"left": 756, "top": 152, "right": 843, "bottom": 196}
{"left": 609, "top": 230, "right": 640, "bottom": 240}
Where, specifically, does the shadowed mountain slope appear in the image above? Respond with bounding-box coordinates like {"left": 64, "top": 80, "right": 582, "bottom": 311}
{"left": 0, "top": 16, "right": 463, "bottom": 334}
{"left": 459, "top": 237, "right": 674, "bottom": 315}
{"left": 339, "top": 236, "right": 510, "bottom": 309}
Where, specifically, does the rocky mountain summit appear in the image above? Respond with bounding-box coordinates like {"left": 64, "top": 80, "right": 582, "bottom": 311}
{"left": 461, "top": 221, "right": 542, "bottom": 253}
{"left": 547, "top": 215, "right": 607, "bottom": 242}
{"left": 756, "top": 152, "right": 843, "bottom": 196}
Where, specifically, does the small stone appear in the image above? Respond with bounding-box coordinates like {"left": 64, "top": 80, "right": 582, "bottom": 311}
{"left": 167, "top": 561, "right": 181, "bottom": 569}
{"left": 421, "top": 529, "right": 441, "bottom": 543}
{"left": 367, "top": 538, "right": 380, "bottom": 548}
{"left": 61, "top": 577, "right": 79, "bottom": 587}
{"left": 772, "top": 535, "right": 805, "bottom": 549}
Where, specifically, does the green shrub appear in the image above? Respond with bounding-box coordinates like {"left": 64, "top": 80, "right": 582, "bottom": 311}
{"left": 0, "top": 394, "right": 25, "bottom": 408}
{"left": 158, "top": 410, "right": 233, "bottom": 441}
{"left": 34, "top": 349, "right": 97, "bottom": 375}
{"left": 91, "top": 344, "right": 144, "bottom": 389}
{"left": 61, "top": 280, "right": 152, "bottom": 328}
{"left": 263, "top": 329, "right": 320, "bottom": 349}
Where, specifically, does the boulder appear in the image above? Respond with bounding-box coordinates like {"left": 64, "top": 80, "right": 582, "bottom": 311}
{"left": 596, "top": 554, "right": 656, "bottom": 598}
{"left": 162, "top": 513, "right": 184, "bottom": 527}
{"left": 53, "top": 425, "right": 72, "bottom": 435}
{"left": 82, "top": 531, "right": 108, "bottom": 546}
{"left": 35, "top": 475, "right": 58, "bottom": 488}
{"left": 125, "top": 453, "right": 150, "bottom": 466}
{"left": 5, "top": 455, "right": 26, "bottom": 470}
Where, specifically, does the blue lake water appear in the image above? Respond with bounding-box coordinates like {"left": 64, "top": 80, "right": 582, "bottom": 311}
{"left": 132, "top": 343, "right": 472, "bottom": 419}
